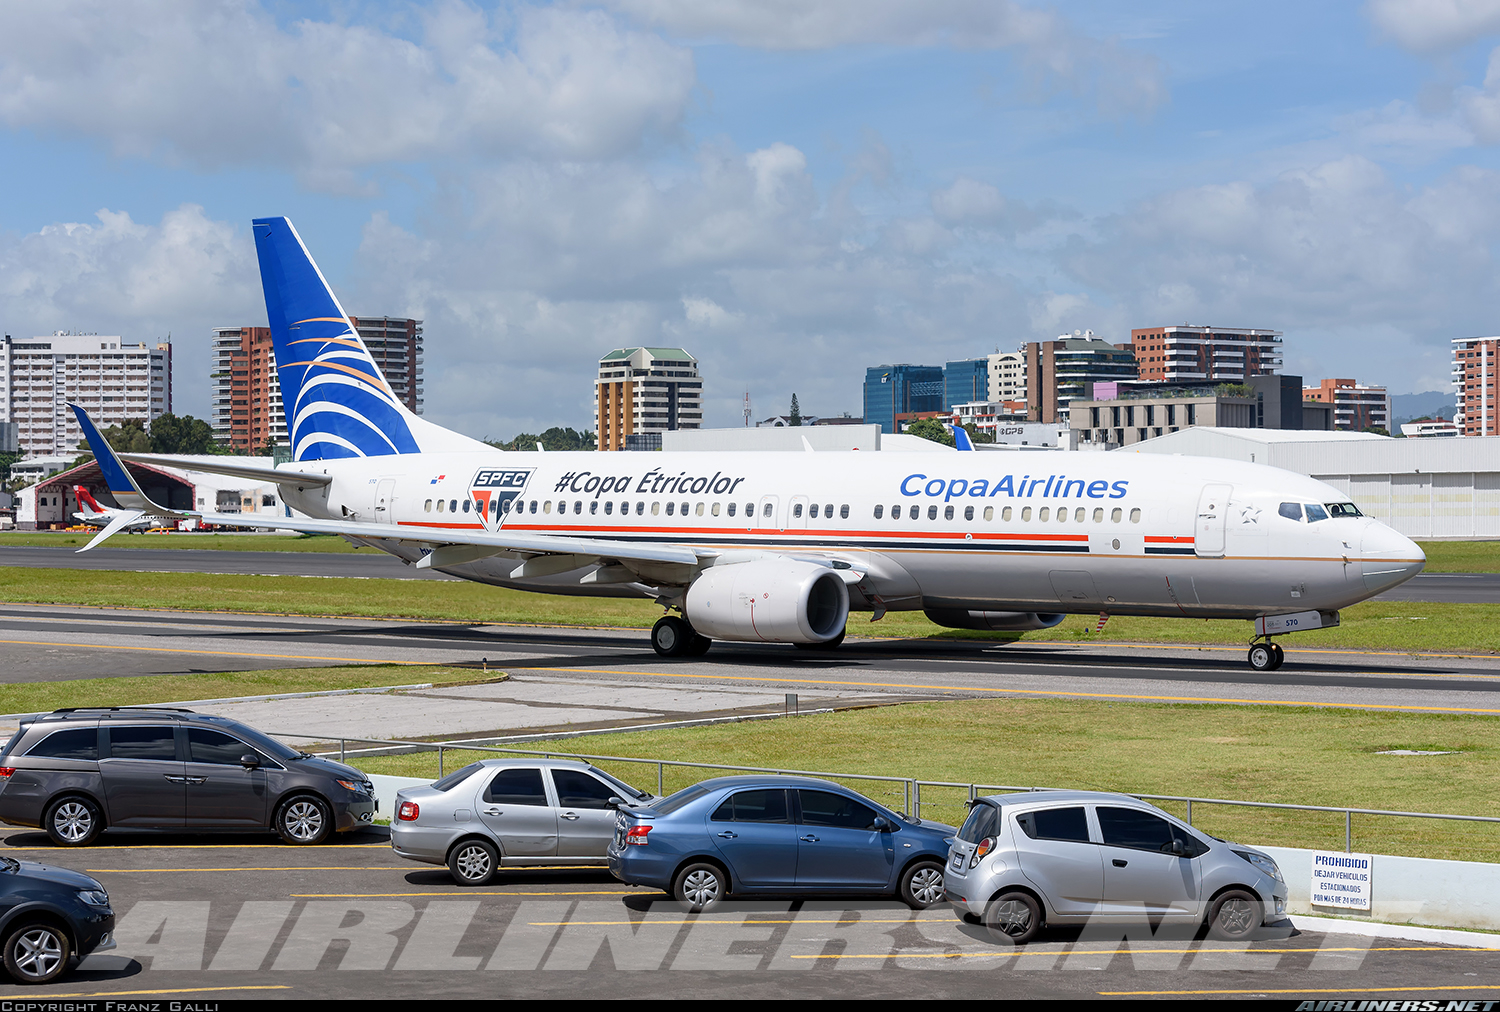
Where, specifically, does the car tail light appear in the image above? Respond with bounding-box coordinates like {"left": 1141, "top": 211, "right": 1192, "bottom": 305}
{"left": 970, "top": 836, "right": 995, "bottom": 869}
{"left": 624, "top": 825, "right": 651, "bottom": 845}
{"left": 0, "top": 768, "right": 13, "bottom": 779}
{"left": 398, "top": 802, "right": 419, "bottom": 822}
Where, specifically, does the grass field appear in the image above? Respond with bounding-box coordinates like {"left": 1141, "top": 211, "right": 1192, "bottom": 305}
{"left": 350, "top": 696, "right": 1500, "bottom": 863}
{"left": 1411, "top": 540, "right": 1500, "bottom": 573}
{"left": 0, "top": 665, "right": 492, "bottom": 715}
{"left": 0, "top": 532, "right": 359, "bottom": 552}
{"left": 0, "top": 565, "right": 1495, "bottom": 653}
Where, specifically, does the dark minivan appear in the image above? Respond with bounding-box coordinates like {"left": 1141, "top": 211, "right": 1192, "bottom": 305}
{"left": 0, "top": 707, "right": 376, "bottom": 845}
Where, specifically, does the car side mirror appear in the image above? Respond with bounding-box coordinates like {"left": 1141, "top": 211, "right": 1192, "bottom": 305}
{"left": 1169, "top": 838, "right": 1186, "bottom": 856}
{"left": 873, "top": 816, "right": 892, "bottom": 832}
{"left": 606, "top": 796, "right": 624, "bottom": 810}
{"left": 239, "top": 754, "right": 261, "bottom": 769}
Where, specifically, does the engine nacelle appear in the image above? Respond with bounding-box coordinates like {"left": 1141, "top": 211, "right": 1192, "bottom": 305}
{"left": 686, "top": 560, "right": 850, "bottom": 644}
{"left": 923, "top": 609, "right": 1066, "bottom": 632}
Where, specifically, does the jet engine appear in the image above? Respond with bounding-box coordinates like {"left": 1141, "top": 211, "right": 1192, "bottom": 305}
{"left": 923, "top": 609, "right": 1066, "bottom": 632}
{"left": 685, "top": 559, "right": 850, "bottom": 644}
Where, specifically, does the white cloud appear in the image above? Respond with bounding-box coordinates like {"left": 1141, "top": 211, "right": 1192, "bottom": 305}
{"left": 0, "top": 205, "right": 259, "bottom": 417}
{"left": 1367, "top": 0, "right": 1500, "bottom": 53}
{"left": 599, "top": 0, "right": 1165, "bottom": 116}
{"left": 0, "top": 1, "right": 695, "bottom": 186}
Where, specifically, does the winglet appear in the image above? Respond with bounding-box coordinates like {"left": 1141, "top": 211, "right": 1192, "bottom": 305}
{"left": 78, "top": 507, "right": 149, "bottom": 553}
{"left": 950, "top": 424, "right": 975, "bottom": 451}
{"left": 69, "top": 403, "right": 180, "bottom": 525}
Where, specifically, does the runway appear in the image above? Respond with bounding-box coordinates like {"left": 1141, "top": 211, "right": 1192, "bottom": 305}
{"left": 1, "top": 546, "right": 1494, "bottom": 599}
{"left": 6, "top": 603, "right": 1500, "bottom": 738}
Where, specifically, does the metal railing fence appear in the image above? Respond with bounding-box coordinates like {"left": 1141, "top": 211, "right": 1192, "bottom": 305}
{"left": 275, "top": 730, "right": 1500, "bottom": 856}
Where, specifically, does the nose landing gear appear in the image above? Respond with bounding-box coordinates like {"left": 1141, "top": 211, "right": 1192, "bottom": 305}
{"left": 1247, "top": 638, "right": 1285, "bottom": 672}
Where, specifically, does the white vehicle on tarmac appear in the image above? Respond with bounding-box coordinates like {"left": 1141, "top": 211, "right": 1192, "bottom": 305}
{"left": 71, "top": 217, "right": 1424, "bottom": 670}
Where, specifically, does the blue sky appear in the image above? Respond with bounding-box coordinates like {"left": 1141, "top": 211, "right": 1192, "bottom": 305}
{"left": 4, "top": 0, "right": 1500, "bottom": 438}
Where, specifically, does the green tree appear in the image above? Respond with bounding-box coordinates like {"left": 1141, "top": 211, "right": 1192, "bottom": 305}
{"left": 485, "top": 427, "right": 598, "bottom": 452}
{"left": 906, "top": 417, "right": 955, "bottom": 447}
{"left": 148, "top": 413, "right": 222, "bottom": 455}
{"left": 789, "top": 394, "right": 802, "bottom": 427}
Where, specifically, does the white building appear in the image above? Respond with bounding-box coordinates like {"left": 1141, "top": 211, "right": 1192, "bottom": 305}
{"left": 1131, "top": 427, "right": 1500, "bottom": 538}
{"left": 595, "top": 347, "right": 703, "bottom": 451}
{"left": 987, "top": 350, "right": 1026, "bottom": 402}
{"left": 1, "top": 333, "right": 171, "bottom": 458}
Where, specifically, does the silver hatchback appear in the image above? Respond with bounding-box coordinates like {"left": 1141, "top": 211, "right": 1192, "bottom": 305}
{"left": 390, "top": 758, "right": 652, "bottom": 885}
{"left": 943, "top": 790, "right": 1289, "bottom": 943}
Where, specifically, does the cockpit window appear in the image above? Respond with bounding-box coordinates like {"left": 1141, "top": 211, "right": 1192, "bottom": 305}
{"left": 1327, "top": 502, "right": 1362, "bottom": 518}
{"left": 1278, "top": 502, "right": 1302, "bottom": 522}
{"left": 1304, "top": 503, "right": 1329, "bottom": 523}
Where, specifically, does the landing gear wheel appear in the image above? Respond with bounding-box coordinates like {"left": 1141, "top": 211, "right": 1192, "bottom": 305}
{"left": 1248, "top": 643, "right": 1274, "bottom": 671}
{"left": 652, "top": 617, "right": 694, "bottom": 658}
{"left": 794, "top": 629, "right": 847, "bottom": 651}
{"left": 685, "top": 633, "right": 712, "bottom": 657}
{"left": 983, "top": 890, "right": 1041, "bottom": 944}
{"left": 1268, "top": 642, "right": 1285, "bottom": 670}
{"left": 898, "top": 860, "right": 946, "bottom": 909}
{"left": 1206, "top": 889, "right": 1262, "bottom": 940}
{"left": 3, "top": 923, "right": 70, "bottom": 984}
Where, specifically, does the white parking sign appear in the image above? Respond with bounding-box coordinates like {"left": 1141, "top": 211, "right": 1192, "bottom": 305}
{"left": 1310, "top": 851, "right": 1372, "bottom": 910}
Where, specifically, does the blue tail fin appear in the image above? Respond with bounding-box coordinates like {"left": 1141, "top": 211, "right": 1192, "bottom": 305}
{"left": 253, "top": 217, "right": 428, "bottom": 461}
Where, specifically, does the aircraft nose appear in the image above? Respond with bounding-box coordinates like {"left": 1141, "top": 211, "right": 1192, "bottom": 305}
{"left": 1360, "top": 522, "right": 1425, "bottom": 594}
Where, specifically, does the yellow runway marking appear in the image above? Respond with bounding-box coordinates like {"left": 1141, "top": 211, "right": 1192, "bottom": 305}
{"left": 521, "top": 666, "right": 1500, "bottom": 715}
{"left": 13, "top": 985, "right": 292, "bottom": 997}
{"left": 0, "top": 637, "right": 426, "bottom": 665}
{"left": 294, "top": 889, "right": 635, "bottom": 898}
{"left": 1101, "top": 985, "right": 1500, "bottom": 996}
{"left": 798, "top": 945, "right": 1497, "bottom": 960}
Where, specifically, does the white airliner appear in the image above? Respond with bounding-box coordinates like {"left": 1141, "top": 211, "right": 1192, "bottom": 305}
{"left": 71, "top": 485, "right": 156, "bottom": 532}
{"left": 71, "top": 217, "right": 1425, "bottom": 671}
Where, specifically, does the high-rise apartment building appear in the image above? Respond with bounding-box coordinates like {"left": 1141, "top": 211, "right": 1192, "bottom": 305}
{"left": 1024, "top": 331, "right": 1137, "bottom": 424}
{"left": 1452, "top": 336, "right": 1500, "bottom": 436}
{"left": 212, "top": 316, "right": 422, "bottom": 454}
{"left": 1130, "top": 325, "right": 1282, "bottom": 383}
{"left": 595, "top": 347, "right": 703, "bottom": 451}
{"left": 988, "top": 350, "right": 1026, "bottom": 403}
{"left": 1303, "top": 378, "right": 1390, "bottom": 433}
{"left": 1, "top": 333, "right": 171, "bottom": 457}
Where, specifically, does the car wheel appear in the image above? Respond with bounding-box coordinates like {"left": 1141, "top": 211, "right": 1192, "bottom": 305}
{"left": 1207, "top": 889, "right": 1262, "bottom": 940}
{"left": 3, "top": 923, "right": 70, "bottom": 984}
{"left": 673, "top": 862, "right": 726, "bottom": 911}
{"left": 447, "top": 839, "right": 499, "bottom": 886}
{"left": 276, "top": 796, "right": 333, "bottom": 845}
{"left": 899, "top": 860, "right": 946, "bottom": 909}
{"left": 45, "top": 797, "right": 101, "bottom": 847}
{"left": 984, "top": 891, "right": 1041, "bottom": 944}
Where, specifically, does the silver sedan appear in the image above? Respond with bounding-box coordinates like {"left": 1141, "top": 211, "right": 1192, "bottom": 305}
{"left": 390, "top": 757, "right": 652, "bottom": 885}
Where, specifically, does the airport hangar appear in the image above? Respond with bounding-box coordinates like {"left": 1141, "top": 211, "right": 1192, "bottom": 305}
{"left": 14, "top": 455, "right": 288, "bottom": 530}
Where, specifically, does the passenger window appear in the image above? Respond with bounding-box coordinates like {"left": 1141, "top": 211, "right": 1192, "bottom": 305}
{"left": 874, "top": 504, "right": 884, "bottom": 519}
{"left": 1129, "top": 508, "right": 1141, "bottom": 523}
{"left": 604, "top": 501, "right": 613, "bottom": 515}
{"left": 696, "top": 502, "right": 704, "bottom": 517}
{"left": 711, "top": 503, "right": 720, "bottom": 516}
{"left": 840, "top": 504, "right": 849, "bottom": 519}
{"left": 890, "top": 504, "right": 901, "bottom": 519}
{"left": 666, "top": 502, "right": 675, "bottom": 516}
{"left": 424, "top": 499, "right": 432, "bottom": 512}
{"left": 637, "top": 502, "right": 645, "bottom": 515}
{"left": 1021, "top": 507, "right": 1031, "bottom": 521}
{"left": 728, "top": 503, "right": 737, "bottom": 517}
{"left": 793, "top": 503, "right": 803, "bottom": 518}
{"left": 983, "top": 506, "right": 993, "bottom": 521}
{"left": 107, "top": 726, "right": 177, "bottom": 761}
{"left": 26, "top": 728, "right": 98, "bottom": 761}
{"left": 927, "top": 505, "right": 937, "bottom": 520}
{"left": 1278, "top": 502, "right": 1303, "bottom": 521}
{"left": 462, "top": 499, "right": 470, "bottom": 513}
{"left": 451, "top": 500, "right": 458, "bottom": 512}
{"left": 188, "top": 727, "right": 255, "bottom": 766}
{"left": 1111, "top": 508, "right": 1122, "bottom": 522}
{"left": 1014, "top": 806, "right": 1090, "bottom": 843}
{"left": 711, "top": 789, "right": 790, "bottom": 823}
{"left": 652, "top": 502, "right": 660, "bottom": 515}
{"left": 763, "top": 503, "right": 772, "bottom": 518}
{"left": 437, "top": 499, "right": 445, "bottom": 513}
{"left": 797, "top": 790, "right": 880, "bottom": 830}
{"left": 826, "top": 503, "right": 835, "bottom": 518}
{"left": 550, "top": 770, "right": 616, "bottom": 810}
{"left": 544, "top": 501, "right": 552, "bottom": 514}
{"left": 964, "top": 505, "right": 974, "bottom": 521}
{"left": 1097, "top": 806, "right": 1187, "bottom": 854}
{"left": 1039, "top": 507, "right": 1050, "bottom": 522}
{"left": 1093, "top": 508, "right": 1105, "bottom": 523}
{"left": 590, "top": 501, "right": 598, "bottom": 514}
{"left": 530, "top": 501, "right": 538, "bottom": 514}
{"left": 809, "top": 504, "right": 819, "bottom": 519}
{"left": 681, "top": 502, "right": 689, "bottom": 515}
{"left": 944, "top": 505, "right": 954, "bottom": 520}
{"left": 483, "top": 768, "right": 548, "bottom": 806}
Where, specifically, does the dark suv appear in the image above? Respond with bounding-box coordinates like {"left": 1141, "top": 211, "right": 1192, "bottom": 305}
{"left": 0, "top": 707, "right": 376, "bottom": 846}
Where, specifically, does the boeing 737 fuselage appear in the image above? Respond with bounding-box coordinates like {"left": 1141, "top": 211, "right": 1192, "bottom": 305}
{"left": 72, "top": 217, "right": 1425, "bottom": 671}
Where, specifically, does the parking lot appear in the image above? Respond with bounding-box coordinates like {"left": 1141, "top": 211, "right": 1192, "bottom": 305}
{"left": 0, "top": 827, "right": 1495, "bottom": 1000}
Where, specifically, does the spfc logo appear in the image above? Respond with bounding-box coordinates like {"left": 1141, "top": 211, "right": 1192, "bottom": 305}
{"left": 470, "top": 468, "right": 533, "bottom": 527}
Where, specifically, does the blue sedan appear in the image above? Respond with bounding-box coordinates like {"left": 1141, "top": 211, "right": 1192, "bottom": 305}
{"left": 606, "top": 776, "right": 955, "bottom": 910}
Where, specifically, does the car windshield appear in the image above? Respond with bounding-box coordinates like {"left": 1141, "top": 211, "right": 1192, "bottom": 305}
{"left": 588, "top": 766, "right": 650, "bottom": 801}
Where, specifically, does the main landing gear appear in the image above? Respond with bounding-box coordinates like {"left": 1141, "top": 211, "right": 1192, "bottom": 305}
{"left": 652, "top": 616, "right": 712, "bottom": 658}
{"left": 1247, "top": 639, "right": 1285, "bottom": 672}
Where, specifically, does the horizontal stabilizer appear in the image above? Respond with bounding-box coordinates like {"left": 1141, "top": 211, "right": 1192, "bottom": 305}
{"left": 118, "top": 453, "right": 332, "bottom": 487}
